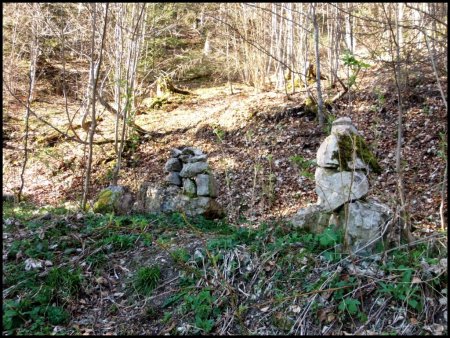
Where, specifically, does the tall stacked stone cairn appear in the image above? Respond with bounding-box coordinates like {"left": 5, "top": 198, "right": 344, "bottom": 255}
{"left": 291, "top": 117, "right": 393, "bottom": 254}
{"left": 133, "top": 147, "right": 224, "bottom": 219}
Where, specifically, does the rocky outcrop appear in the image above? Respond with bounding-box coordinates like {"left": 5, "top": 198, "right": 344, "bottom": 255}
{"left": 291, "top": 117, "right": 392, "bottom": 254}
{"left": 134, "top": 147, "right": 224, "bottom": 219}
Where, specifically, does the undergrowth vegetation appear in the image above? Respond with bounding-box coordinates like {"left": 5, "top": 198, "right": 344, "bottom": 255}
{"left": 2, "top": 201, "right": 447, "bottom": 335}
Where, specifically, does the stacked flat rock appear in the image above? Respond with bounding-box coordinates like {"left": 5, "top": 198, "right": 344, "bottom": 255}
{"left": 291, "top": 117, "right": 392, "bottom": 254}
{"left": 134, "top": 147, "right": 223, "bottom": 219}
{"left": 315, "top": 117, "right": 369, "bottom": 211}
{"left": 164, "top": 147, "right": 218, "bottom": 198}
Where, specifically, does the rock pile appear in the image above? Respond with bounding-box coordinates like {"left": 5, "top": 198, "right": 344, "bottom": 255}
{"left": 291, "top": 117, "right": 392, "bottom": 254}
{"left": 134, "top": 147, "right": 224, "bottom": 219}
{"left": 164, "top": 147, "right": 217, "bottom": 198}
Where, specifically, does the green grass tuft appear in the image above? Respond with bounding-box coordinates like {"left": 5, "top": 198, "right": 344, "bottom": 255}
{"left": 134, "top": 266, "right": 161, "bottom": 296}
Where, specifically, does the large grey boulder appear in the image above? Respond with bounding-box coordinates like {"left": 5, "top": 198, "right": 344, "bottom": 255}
{"left": 338, "top": 200, "right": 393, "bottom": 253}
{"left": 184, "top": 196, "right": 224, "bottom": 219}
{"left": 142, "top": 185, "right": 182, "bottom": 213}
{"left": 179, "top": 161, "right": 209, "bottom": 178}
{"left": 93, "top": 185, "right": 134, "bottom": 215}
{"left": 195, "top": 174, "right": 218, "bottom": 197}
{"left": 315, "top": 167, "right": 369, "bottom": 211}
{"left": 290, "top": 204, "right": 334, "bottom": 233}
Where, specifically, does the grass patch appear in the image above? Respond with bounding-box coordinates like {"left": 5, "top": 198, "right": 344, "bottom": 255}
{"left": 133, "top": 266, "right": 162, "bottom": 296}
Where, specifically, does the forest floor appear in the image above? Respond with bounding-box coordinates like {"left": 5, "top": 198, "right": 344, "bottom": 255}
{"left": 2, "top": 58, "right": 448, "bottom": 335}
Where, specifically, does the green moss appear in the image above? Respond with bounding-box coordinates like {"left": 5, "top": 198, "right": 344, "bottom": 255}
{"left": 332, "top": 134, "right": 381, "bottom": 174}
{"left": 93, "top": 189, "right": 119, "bottom": 214}
{"left": 304, "top": 96, "right": 318, "bottom": 115}
{"left": 147, "top": 95, "right": 169, "bottom": 109}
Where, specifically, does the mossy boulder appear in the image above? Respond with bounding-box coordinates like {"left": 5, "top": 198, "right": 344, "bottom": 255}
{"left": 332, "top": 134, "right": 381, "bottom": 174}
{"left": 93, "top": 185, "right": 134, "bottom": 215}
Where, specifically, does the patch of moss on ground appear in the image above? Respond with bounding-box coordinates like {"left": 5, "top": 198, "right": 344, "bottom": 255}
{"left": 332, "top": 134, "right": 381, "bottom": 174}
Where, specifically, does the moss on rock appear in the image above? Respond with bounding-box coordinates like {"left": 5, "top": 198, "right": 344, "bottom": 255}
{"left": 93, "top": 189, "right": 119, "bottom": 214}
{"left": 304, "top": 96, "right": 318, "bottom": 115}
{"left": 332, "top": 134, "right": 381, "bottom": 174}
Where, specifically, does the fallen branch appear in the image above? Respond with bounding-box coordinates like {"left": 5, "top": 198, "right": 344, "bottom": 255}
{"left": 96, "top": 89, "right": 154, "bottom": 136}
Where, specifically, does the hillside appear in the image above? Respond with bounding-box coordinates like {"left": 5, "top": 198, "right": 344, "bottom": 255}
{"left": 2, "top": 3, "right": 447, "bottom": 336}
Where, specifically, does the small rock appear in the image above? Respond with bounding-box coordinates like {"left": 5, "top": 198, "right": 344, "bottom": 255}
{"left": 25, "top": 258, "right": 43, "bottom": 271}
{"left": 4, "top": 218, "right": 15, "bottom": 226}
{"left": 331, "top": 117, "right": 358, "bottom": 135}
{"left": 195, "top": 174, "right": 218, "bottom": 197}
{"left": 170, "top": 148, "right": 182, "bottom": 157}
{"left": 182, "top": 178, "right": 197, "bottom": 196}
{"left": 164, "top": 158, "right": 182, "bottom": 172}
{"left": 186, "top": 154, "right": 208, "bottom": 163}
{"left": 179, "top": 161, "right": 209, "bottom": 178}
{"left": 181, "top": 147, "right": 203, "bottom": 156}
{"left": 92, "top": 185, "right": 134, "bottom": 215}
{"left": 165, "top": 172, "right": 181, "bottom": 186}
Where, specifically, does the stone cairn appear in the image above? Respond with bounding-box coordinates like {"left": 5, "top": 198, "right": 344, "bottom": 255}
{"left": 291, "top": 117, "right": 392, "bottom": 254}
{"left": 133, "top": 147, "right": 224, "bottom": 219}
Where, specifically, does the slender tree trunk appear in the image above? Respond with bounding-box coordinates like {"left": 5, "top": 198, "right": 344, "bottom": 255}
{"left": 383, "top": 3, "right": 413, "bottom": 244}
{"left": 18, "top": 4, "right": 39, "bottom": 202}
{"left": 424, "top": 24, "right": 448, "bottom": 231}
{"left": 112, "top": 3, "right": 124, "bottom": 186}
{"left": 81, "top": 3, "right": 109, "bottom": 210}
{"left": 224, "top": 3, "right": 233, "bottom": 94}
{"left": 312, "top": 3, "right": 324, "bottom": 128}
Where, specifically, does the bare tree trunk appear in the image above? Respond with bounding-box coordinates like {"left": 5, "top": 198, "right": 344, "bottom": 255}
{"left": 383, "top": 3, "right": 414, "bottom": 244}
{"left": 81, "top": 3, "right": 109, "bottom": 210}
{"left": 224, "top": 3, "right": 234, "bottom": 95}
{"left": 111, "top": 3, "right": 124, "bottom": 186}
{"left": 18, "top": 4, "right": 40, "bottom": 202}
{"left": 345, "top": 3, "right": 355, "bottom": 53}
{"left": 424, "top": 23, "right": 448, "bottom": 231}
{"left": 109, "top": 3, "right": 146, "bottom": 186}
{"left": 286, "top": 3, "right": 295, "bottom": 93}
{"left": 312, "top": 3, "right": 324, "bottom": 128}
